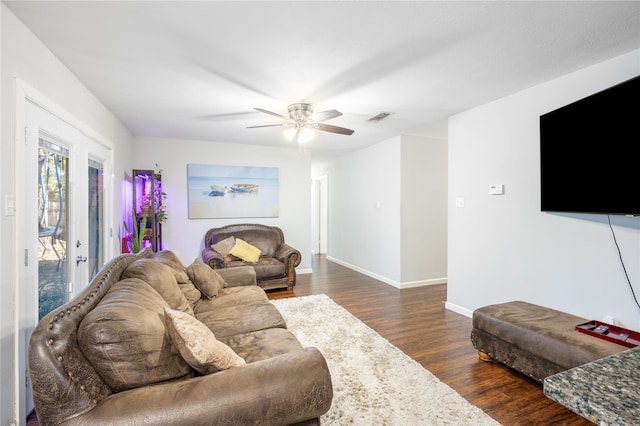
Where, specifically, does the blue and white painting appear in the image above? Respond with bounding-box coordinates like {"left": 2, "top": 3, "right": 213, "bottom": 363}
{"left": 187, "top": 164, "right": 279, "bottom": 219}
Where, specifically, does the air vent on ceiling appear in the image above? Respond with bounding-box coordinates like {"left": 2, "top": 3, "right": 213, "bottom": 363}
{"left": 367, "top": 112, "right": 393, "bottom": 122}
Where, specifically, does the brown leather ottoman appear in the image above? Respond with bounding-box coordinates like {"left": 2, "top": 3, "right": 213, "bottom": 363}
{"left": 470, "top": 301, "right": 626, "bottom": 382}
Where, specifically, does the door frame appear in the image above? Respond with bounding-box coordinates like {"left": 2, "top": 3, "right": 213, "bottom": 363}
{"left": 14, "top": 79, "right": 115, "bottom": 422}
{"left": 312, "top": 174, "right": 328, "bottom": 255}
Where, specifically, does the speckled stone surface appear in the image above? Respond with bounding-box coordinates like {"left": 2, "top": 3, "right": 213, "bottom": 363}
{"left": 543, "top": 346, "right": 640, "bottom": 425}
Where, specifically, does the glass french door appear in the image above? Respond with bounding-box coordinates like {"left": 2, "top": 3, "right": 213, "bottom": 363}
{"left": 28, "top": 102, "right": 111, "bottom": 318}
{"left": 23, "top": 100, "right": 112, "bottom": 416}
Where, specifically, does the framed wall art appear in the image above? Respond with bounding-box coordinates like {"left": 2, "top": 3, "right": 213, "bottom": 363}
{"left": 187, "top": 164, "right": 279, "bottom": 219}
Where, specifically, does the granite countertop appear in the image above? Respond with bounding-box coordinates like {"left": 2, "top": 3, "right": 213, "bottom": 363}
{"left": 544, "top": 346, "right": 640, "bottom": 425}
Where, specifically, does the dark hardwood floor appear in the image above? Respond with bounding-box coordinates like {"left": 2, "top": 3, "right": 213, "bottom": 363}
{"left": 28, "top": 254, "right": 589, "bottom": 425}
{"left": 269, "top": 255, "right": 591, "bottom": 426}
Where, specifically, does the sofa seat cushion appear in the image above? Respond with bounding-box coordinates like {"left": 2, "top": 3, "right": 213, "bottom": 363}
{"left": 78, "top": 278, "right": 193, "bottom": 392}
{"left": 225, "top": 257, "right": 285, "bottom": 280}
{"left": 212, "top": 228, "right": 281, "bottom": 258}
{"left": 196, "top": 300, "right": 286, "bottom": 339}
{"left": 220, "top": 328, "right": 303, "bottom": 364}
{"left": 193, "top": 286, "right": 268, "bottom": 315}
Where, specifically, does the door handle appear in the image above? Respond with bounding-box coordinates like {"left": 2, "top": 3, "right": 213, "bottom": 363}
{"left": 76, "top": 255, "right": 87, "bottom": 266}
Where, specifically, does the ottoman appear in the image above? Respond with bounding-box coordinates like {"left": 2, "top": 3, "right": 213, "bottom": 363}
{"left": 470, "top": 301, "right": 626, "bottom": 382}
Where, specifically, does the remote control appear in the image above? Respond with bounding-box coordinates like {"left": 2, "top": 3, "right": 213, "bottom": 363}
{"left": 594, "top": 325, "right": 609, "bottom": 334}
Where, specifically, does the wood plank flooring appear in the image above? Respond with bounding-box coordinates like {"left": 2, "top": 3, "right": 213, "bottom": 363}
{"left": 28, "top": 254, "right": 590, "bottom": 425}
{"left": 269, "top": 255, "right": 591, "bottom": 426}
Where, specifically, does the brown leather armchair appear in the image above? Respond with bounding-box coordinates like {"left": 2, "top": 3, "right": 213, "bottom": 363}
{"left": 202, "top": 223, "right": 301, "bottom": 290}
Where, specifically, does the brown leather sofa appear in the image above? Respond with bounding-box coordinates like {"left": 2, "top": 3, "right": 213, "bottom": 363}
{"left": 202, "top": 223, "right": 301, "bottom": 290}
{"left": 28, "top": 249, "right": 332, "bottom": 425}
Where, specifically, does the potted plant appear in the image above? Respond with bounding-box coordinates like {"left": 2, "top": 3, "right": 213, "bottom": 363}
{"left": 123, "top": 207, "right": 147, "bottom": 253}
{"left": 138, "top": 164, "right": 168, "bottom": 224}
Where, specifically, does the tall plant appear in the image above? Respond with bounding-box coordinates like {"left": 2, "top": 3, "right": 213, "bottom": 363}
{"left": 138, "top": 163, "right": 168, "bottom": 223}
{"left": 123, "top": 207, "right": 147, "bottom": 253}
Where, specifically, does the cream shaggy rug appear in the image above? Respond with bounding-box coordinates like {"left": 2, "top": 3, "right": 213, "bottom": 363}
{"left": 271, "top": 294, "right": 500, "bottom": 425}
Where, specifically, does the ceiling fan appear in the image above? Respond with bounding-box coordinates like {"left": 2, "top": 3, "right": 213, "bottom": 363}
{"left": 248, "top": 103, "right": 354, "bottom": 144}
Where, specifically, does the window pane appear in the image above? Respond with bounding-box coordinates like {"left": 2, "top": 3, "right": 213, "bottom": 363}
{"left": 37, "top": 139, "right": 69, "bottom": 320}
{"left": 88, "top": 159, "right": 104, "bottom": 279}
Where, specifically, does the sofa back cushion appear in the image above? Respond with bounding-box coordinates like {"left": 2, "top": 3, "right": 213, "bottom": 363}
{"left": 187, "top": 258, "right": 226, "bottom": 299}
{"left": 154, "top": 250, "right": 190, "bottom": 283}
{"left": 78, "top": 278, "right": 193, "bottom": 392}
{"left": 212, "top": 228, "right": 281, "bottom": 258}
{"left": 122, "top": 258, "right": 194, "bottom": 315}
{"left": 154, "top": 251, "right": 202, "bottom": 307}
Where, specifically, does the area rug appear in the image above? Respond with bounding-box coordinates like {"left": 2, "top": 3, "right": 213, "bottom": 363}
{"left": 271, "top": 294, "right": 500, "bottom": 425}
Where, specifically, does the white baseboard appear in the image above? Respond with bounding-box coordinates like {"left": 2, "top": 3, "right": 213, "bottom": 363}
{"left": 326, "top": 256, "right": 447, "bottom": 289}
{"left": 400, "top": 277, "right": 447, "bottom": 289}
{"left": 444, "top": 301, "right": 473, "bottom": 318}
{"left": 296, "top": 268, "right": 313, "bottom": 275}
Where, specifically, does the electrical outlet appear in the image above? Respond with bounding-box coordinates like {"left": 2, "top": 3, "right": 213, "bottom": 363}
{"left": 455, "top": 197, "right": 464, "bottom": 208}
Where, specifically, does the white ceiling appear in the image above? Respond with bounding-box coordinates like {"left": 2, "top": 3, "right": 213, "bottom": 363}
{"left": 5, "top": 1, "right": 640, "bottom": 162}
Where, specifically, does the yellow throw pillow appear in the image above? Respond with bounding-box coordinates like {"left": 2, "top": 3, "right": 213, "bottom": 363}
{"left": 229, "top": 238, "right": 261, "bottom": 263}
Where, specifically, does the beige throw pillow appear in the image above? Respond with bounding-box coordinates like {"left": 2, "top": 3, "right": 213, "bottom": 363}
{"left": 212, "top": 236, "right": 236, "bottom": 257}
{"left": 164, "top": 307, "right": 246, "bottom": 374}
{"left": 229, "top": 238, "right": 261, "bottom": 263}
{"left": 187, "top": 258, "right": 226, "bottom": 299}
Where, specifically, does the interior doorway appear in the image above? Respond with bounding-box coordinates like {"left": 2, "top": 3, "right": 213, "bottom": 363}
{"left": 312, "top": 175, "right": 328, "bottom": 255}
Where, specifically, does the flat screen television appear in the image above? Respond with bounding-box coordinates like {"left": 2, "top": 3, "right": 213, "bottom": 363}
{"left": 540, "top": 75, "right": 640, "bottom": 216}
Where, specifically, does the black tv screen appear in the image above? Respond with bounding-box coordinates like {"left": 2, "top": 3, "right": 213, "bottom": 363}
{"left": 540, "top": 75, "right": 640, "bottom": 216}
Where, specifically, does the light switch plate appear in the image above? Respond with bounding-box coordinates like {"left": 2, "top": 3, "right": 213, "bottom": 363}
{"left": 489, "top": 184, "right": 504, "bottom": 195}
{"left": 5, "top": 195, "right": 15, "bottom": 216}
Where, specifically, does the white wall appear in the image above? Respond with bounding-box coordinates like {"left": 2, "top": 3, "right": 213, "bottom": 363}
{"left": 401, "top": 135, "right": 447, "bottom": 284}
{"left": 316, "top": 134, "right": 447, "bottom": 287}
{"left": 321, "top": 137, "right": 402, "bottom": 282}
{"left": 446, "top": 50, "right": 640, "bottom": 329}
{"left": 1, "top": 5, "right": 133, "bottom": 424}
{"left": 132, "top": 136, "right": 313, "bottom": 271}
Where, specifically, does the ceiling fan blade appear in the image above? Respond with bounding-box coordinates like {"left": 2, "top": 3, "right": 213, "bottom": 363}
{"left": 315, "top": 123, "right": 355, "bottom": 135}
{"left": 254, "top": 108, "right": 292, "bottom": 121}
{"left": 312, "top": 109, "right": 342, "bottom": 122}
{"left": 247, "top": 124, "right": 285, "bottom": 128}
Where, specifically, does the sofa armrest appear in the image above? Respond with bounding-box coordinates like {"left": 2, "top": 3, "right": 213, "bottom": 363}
{"left": 202, "top": 246, "right": 224, "bottom": 269}
{"left": 274, "top": 243, "right": 301, "bottom": 268}
{"left": 216, "top": 265, "right": 257, "bottom": 287}
{"left": 63, "top": 347, "right": 333, "bottom": 426}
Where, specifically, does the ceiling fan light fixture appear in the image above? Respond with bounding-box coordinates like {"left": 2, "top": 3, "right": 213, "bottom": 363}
{"left": 297, "top": 127, "right": 315, "bottom": 144}
{"left": 283, "top": 126, "right": 297, "bottom": 141}
{"left": 250, "top": 103, "right": 353, "bottom": 141}
{"left": 283, "top": 126, "right": 314, "bottom": 144}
